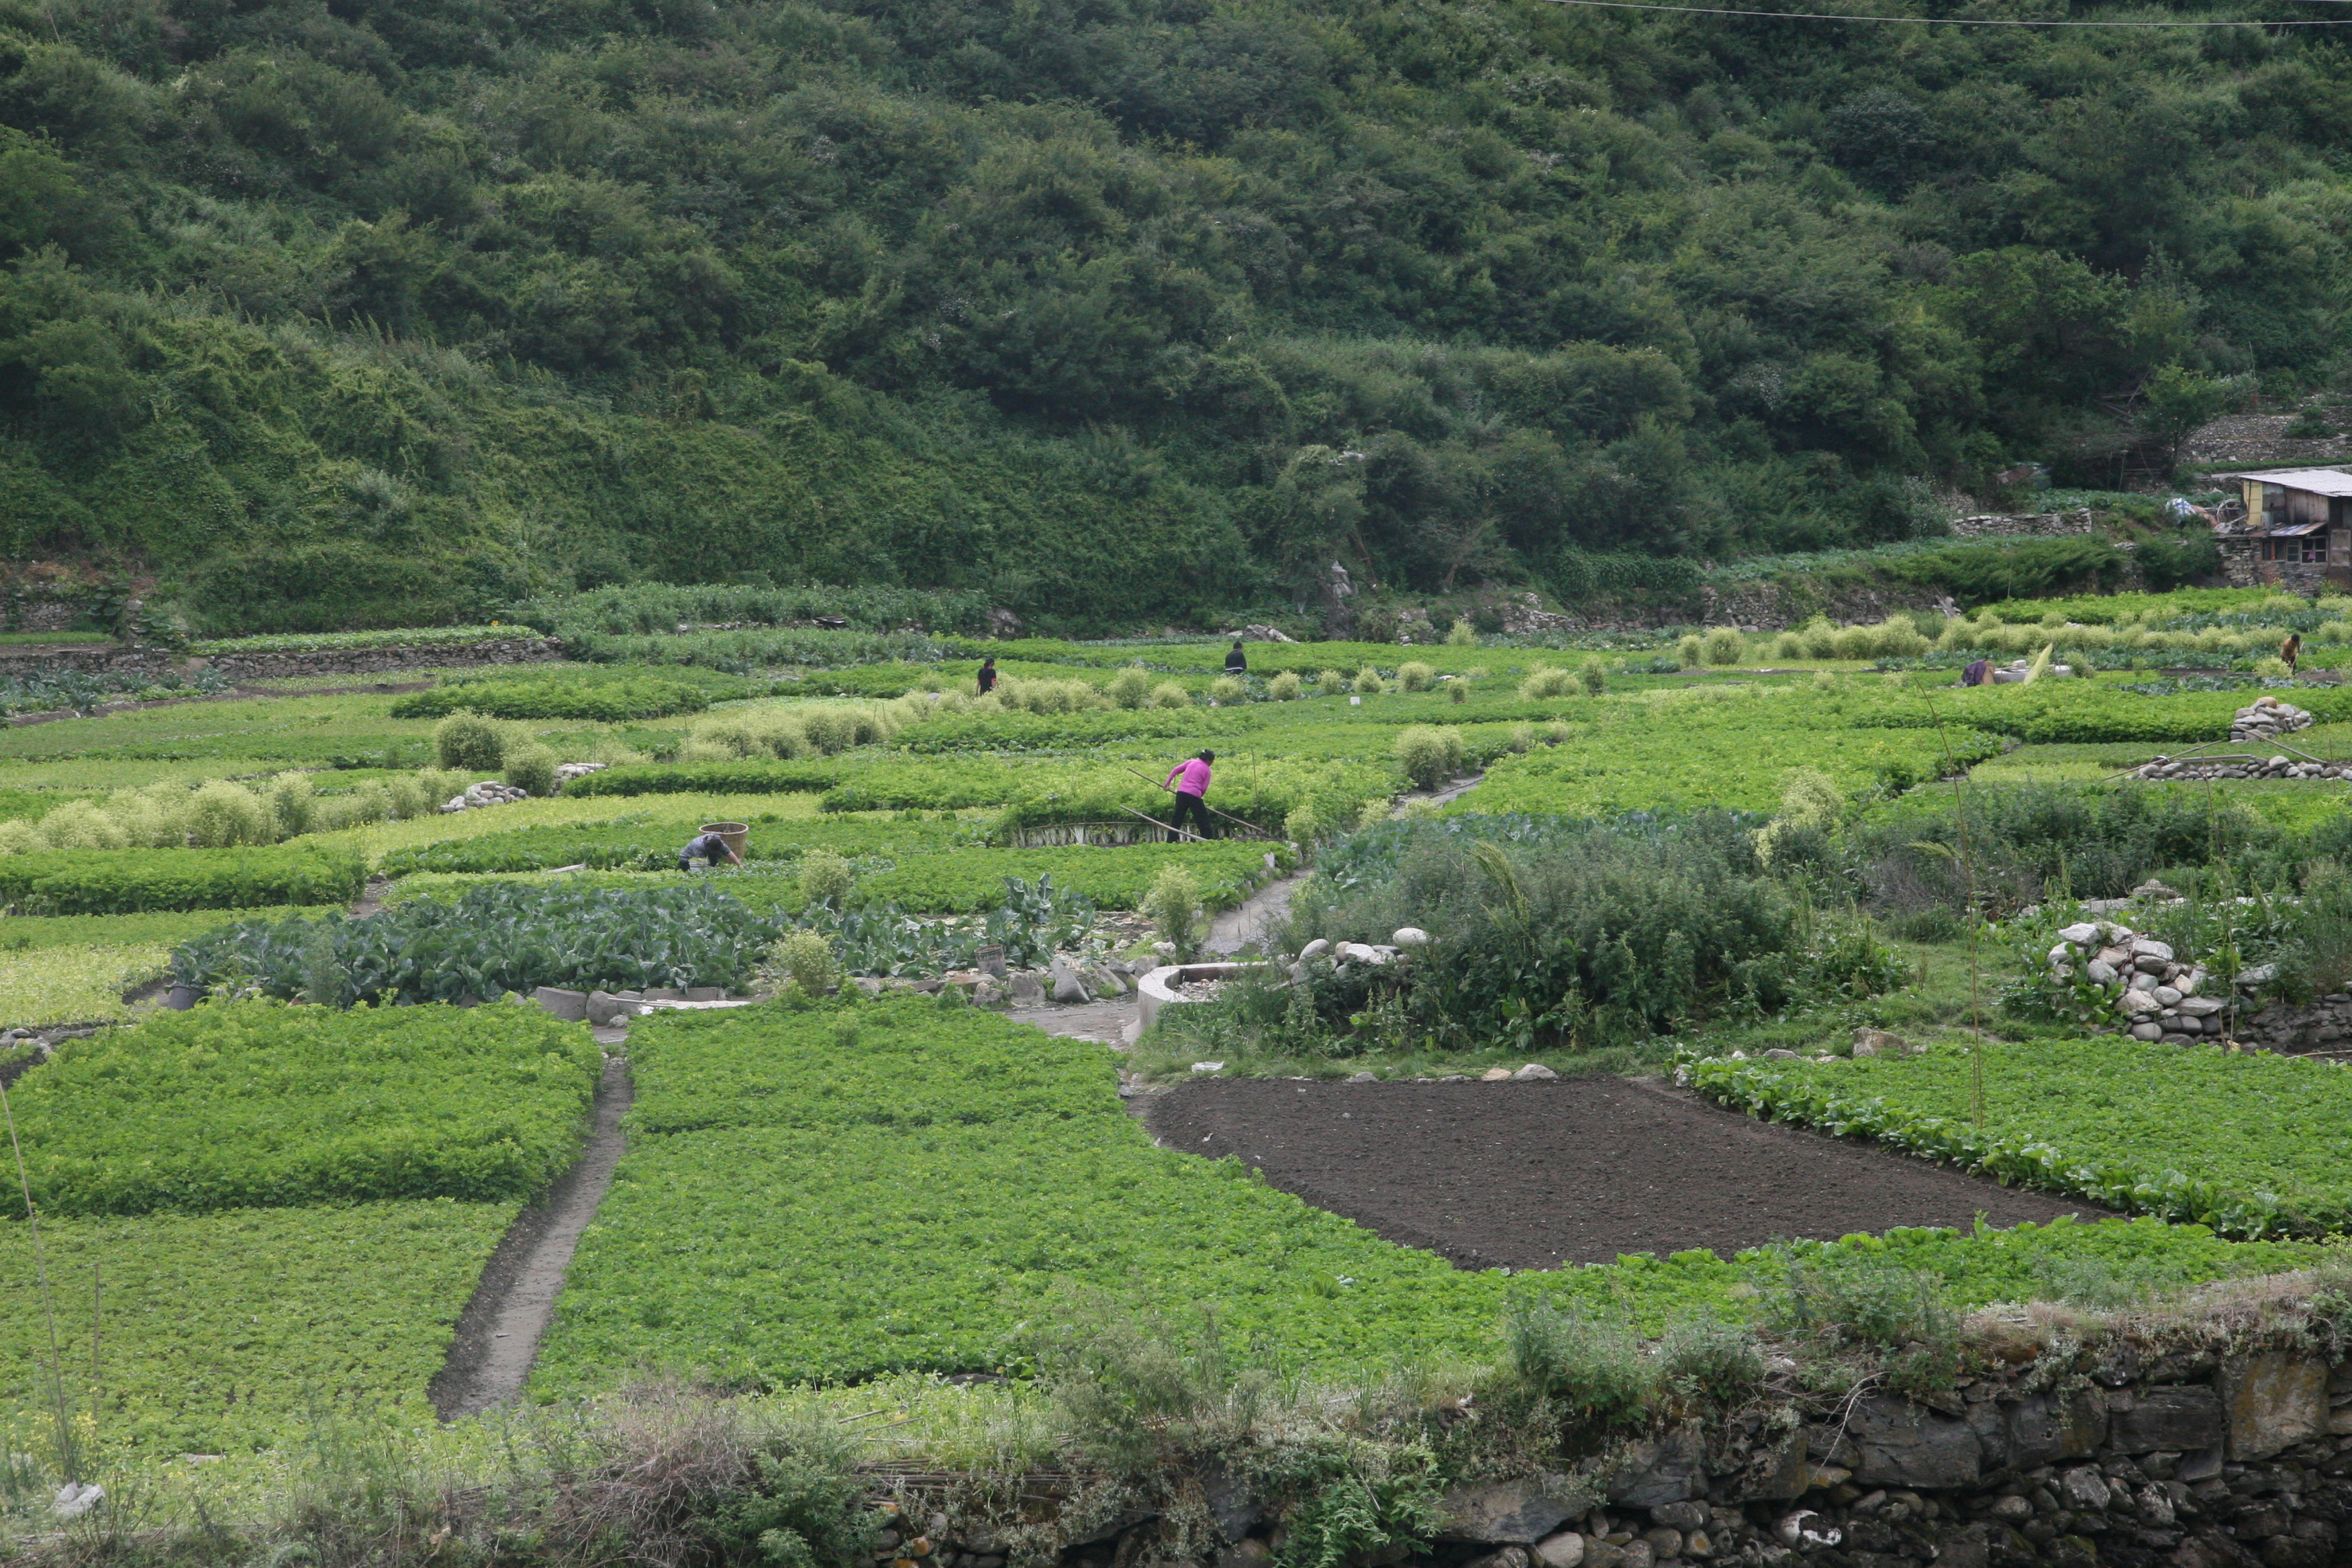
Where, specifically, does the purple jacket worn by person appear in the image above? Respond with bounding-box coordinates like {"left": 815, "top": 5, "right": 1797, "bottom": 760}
{"left": 1165, "top": 758, "right": 1212, "bottom": 797}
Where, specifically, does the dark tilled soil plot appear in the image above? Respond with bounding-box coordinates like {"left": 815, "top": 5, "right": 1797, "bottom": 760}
{"left": 1144, "top": 1076, "right": 2102, "bottom": 1269}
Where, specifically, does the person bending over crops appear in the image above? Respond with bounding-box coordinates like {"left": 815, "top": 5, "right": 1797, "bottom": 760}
{"left": 679, "top": 830, "right": 744, "bottom": 871}
{"left": 2283, "top": 632, "right": 2302, "bottom": 675}
{"left": 1162, "top": 750, "right": 1217, "bottom": 841}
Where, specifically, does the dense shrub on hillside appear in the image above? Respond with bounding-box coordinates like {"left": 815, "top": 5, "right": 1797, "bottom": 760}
{"left": 1, "top": 1001, "right": 600, "bottom": 1216}
{"left": 0, "top": 846, "right": 366, "bottom": 914}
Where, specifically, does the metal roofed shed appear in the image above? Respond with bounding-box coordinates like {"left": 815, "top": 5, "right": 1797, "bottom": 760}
{"left": 2206, "top": 467, "right": 2352, "bottom": 587}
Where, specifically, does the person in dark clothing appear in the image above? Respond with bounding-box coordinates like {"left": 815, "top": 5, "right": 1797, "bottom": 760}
{"left": 1961, "top": 658, "right": 1990, "bottom": 687}
{"left": 679, "top": 831, "right": 744, "bottom": 871}
{"left": 1162, "top": 749, "right": 1217, "bottom": 841}
{"left": 1224, "top": 639, "right": 1247, "bottom": 674}
{"left": 2282, "top": 632, "right": 2302, "bottom": 675}
{"left": 977, "top": 656, "right": 997, "bottom": 695}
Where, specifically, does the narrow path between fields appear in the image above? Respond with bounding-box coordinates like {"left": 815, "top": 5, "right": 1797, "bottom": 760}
{"left": 432, "top": 1051, "right": 634, "bottom": 1418}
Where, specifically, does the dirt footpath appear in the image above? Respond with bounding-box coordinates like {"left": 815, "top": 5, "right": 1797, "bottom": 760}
{"left": 1143, "top": 1075, "right": 2101, "bottom": 1269}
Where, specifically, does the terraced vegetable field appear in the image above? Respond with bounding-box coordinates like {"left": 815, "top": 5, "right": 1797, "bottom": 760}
{"left": 0, "top": 602, "right": 2345, "bottom": 1483}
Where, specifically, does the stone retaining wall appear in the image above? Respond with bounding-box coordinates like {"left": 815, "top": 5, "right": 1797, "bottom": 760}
{"left": 0, "top": 636, "right": 567, "bottom": 682}
{"left": 2235, "top": 993, "right": 2352, "bottom": 1055}
{"left": 1947, "top": 509, "right": 2100, "bottom": 540}
{"left": 889, "top": 1310, "right": 2352, "bottom": 1568}
{"left": 197, "top": 636, "right": 566, "bottom": 679}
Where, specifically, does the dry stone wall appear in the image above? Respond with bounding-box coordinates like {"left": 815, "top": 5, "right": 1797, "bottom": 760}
{"left": 889, "top": 1315, "right": 2352, "bottom": 1568}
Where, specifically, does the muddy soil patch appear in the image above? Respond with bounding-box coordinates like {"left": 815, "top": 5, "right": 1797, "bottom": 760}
{"left": 1144, "top": 1076, "right": 2100, "bottom": 1269}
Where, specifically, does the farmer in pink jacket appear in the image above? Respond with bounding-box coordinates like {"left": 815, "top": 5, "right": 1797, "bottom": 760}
{"left": 1161, "top": 750, "right": 1216, "bottom": 841}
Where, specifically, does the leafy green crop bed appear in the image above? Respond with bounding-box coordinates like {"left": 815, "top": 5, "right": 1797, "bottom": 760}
{"left": 5, "top": 1001, "right": 601, "bottom": 1216}
{"left": 185, "top": 626, "right": 534, "bottom": 656}
{"left": 176, "top": 884, "right": 784, "bottom": 1004}
{"left": 534, "top": 1000, "right": 2311, "bottom": 1394}
{"left": 391, "top": 677, "right": 718, "bottom": 722}
{"left": 0, "top": 1200, "right": 517, "bottom": 1453}
{"left": 859, "top": 843, "right": 1287, "bottom": 912}
{"left": 0, "top": 905, "right": 343, "bottom": 952}
{"left": 1467, "top": 699, "right": 2002, "bottom": 816}
{"left": 626, "top": 1000, "right": 1110, "bottom": 1134}
{"left": 0, "top": 846, "right": 366, "bottom": 914}
{"left": 1846, "top": 681, "right": 2352, "bottom": 744}
{"left": 378, "top": 813, "right": 967, "bottom": 876}
{"left": 1681, "top": 1038, "right": 2352, "bottom": 1238}
{"left": 0, "top": 943, "right": 166, "bottom": 1026}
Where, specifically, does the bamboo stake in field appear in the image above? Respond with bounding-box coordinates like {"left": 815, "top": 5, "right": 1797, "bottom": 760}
{"left": 1922, "top": 694, "right": 1987, "bottom": 1130}
{"left": 0, "top": 1071, "right": 76, "bottom": 1481}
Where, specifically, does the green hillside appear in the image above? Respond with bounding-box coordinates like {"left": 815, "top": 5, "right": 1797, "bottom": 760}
{"left": 0, "top": 0, "right": 2341, "bottom": 631}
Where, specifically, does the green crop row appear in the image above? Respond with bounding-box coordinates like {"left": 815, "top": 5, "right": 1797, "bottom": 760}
{"left": 0, "top": 906, "right": 344, "bottom": 953}
{"left": 860, "top": 842, "right": 1289, "bottom": 912}
{"left": 1465, "top": 704, "right": 2004, "bottom": 817}
{"left": 378, "top": 813, "right": 968, "bottom": 876}
{"left": 562, "top": 760, "right": 846, "bottom": 797}
{"left": 0, "top": 1200, "right": 516, "bottom": 1453}
{"left": 1842, "top": 681, "right": 2352, "bottom": 744}
{"left": 0, "top": 846, "right": 367, "bottom": 914}
{"left": 5, "top": 1000, "right": 601, "bottom": 1217}
{"left": 1678, "top": 1037, "right": 2352, "bottom": 1238}
{"left": 185, "top": 625, "right": 537, "bottom": 656}
{"left": 0, "top": 943, "right": 168, "bottom": 1027}
{"left": 390, "top": 677, "right": 717, "bottom": 722}
{"left": 174, "top": 882, "right": 783, "bottom": 1003}
{"left": 626, "top": 997, "right": 1109, "bottom": 1135}
{"left": 534, "top": 1000, "right": 2313, "bottom": 1394}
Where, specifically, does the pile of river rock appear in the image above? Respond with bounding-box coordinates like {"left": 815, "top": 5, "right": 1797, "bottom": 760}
{"left": 2129, "top": 754, "right": 2347, "bottom": 781}
{"left": 2230, "top": 695, "right": 2314, "bottom": 742}
{"left": 2045, "top": 920, "right": 2231, "bottom": 1044}
{"left": 439, "top": 779, "right": 533, "bottom": 812}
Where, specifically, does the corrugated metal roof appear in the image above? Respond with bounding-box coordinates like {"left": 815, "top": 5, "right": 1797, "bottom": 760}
{"left": 2211, "top": 467, "right": 2352, "bottom": 497}
{"left": 2267, "top": 521, "right": 2331, "bottom": 536}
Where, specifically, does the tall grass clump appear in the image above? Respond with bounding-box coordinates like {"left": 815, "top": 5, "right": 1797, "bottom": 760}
{"left": 1518, "top": 667, "right": 1576, "bottom": 700}
{"left": 1702, "top": 627, "right": 1746, "bottom": 665}
{"left": 1395, "top": 661, "right": 1435, "bottom": 692}
{"left": 1269, "top": 671, "right": 1303, "bottom": 701}
{"left": 1209, "top": 675, "right": 1245, "bottom": 703}
{"left": 1141, "top": 865, "right": 1204, "bottom": 959}
{"left": 1108, "top": 667, "right": 1154, "bottom": 709}
{"left": 1675, "top": 633, "right": 1706, "bottom": 667}
{"left": 434, "top": 712, "right": 505, "bottom": 771}
{"left": 1392, "top": 726, "right": 1465, "bottom": 791}
{"left": 1353, "top": 667, "right": 1385, "bottom": 695}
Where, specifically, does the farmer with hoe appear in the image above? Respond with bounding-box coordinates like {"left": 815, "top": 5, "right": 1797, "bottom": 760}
{"left": 679, "top": 828, "right": 745, "bottom": 871}
{"left": 1162, "top": 749, "right": 1218, "bottom": 841}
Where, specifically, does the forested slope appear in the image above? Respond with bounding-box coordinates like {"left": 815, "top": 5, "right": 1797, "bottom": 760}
{"left": 1, "top": 0, "right": 2346, "bottom": 630}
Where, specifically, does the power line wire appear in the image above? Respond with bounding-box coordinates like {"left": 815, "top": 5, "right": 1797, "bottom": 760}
{"left": 1533, "top": 0, "right": 2352, "bottom": 23}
